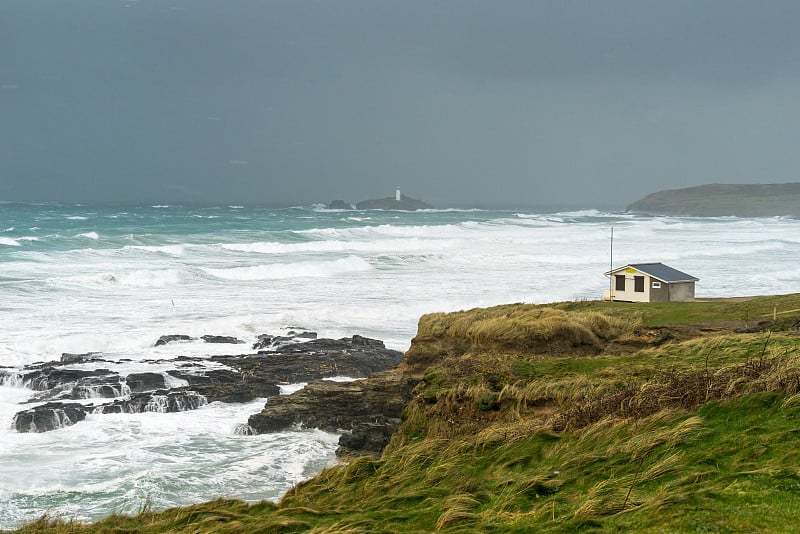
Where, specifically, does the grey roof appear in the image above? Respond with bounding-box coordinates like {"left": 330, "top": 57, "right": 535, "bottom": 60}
{"left": 607, "top": 263, "right": 699, "bottom": 283}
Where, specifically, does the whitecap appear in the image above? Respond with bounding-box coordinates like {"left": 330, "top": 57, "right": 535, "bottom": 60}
{"left": 552, "top": 209, "right": 607, "bottom": 217}
{"left": 202, "top": 256, "right": 372, "bottom": 281}
{"left": 127, "top": 244, "right": 186, "bottom": 256}
{"left": 0, "top": 237, "right": 21, "bottom": 247}
{"left": 78, "top": 232, "right": 99, "bottom": 240}
{"left": 221, "top": 237, "right": 459, "bottom": 255}
{"left": 66, "top": 216, "right": 88, "bottom": 220}
{"left": 2, "top": 227, "right": 13, "bottom": 232}
{"left": 115, "top": 269, "right": 182, "bottom": 287}
{"left": 48, "top": 269, "right": 183, "bottom": 289}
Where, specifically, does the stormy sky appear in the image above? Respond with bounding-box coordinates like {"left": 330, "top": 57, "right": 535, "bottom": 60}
{"left": 1, "top": 1, "right": 799, "bottom": 207}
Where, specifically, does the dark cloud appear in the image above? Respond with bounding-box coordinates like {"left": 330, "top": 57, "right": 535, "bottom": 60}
{"left": 2, "top": 1, "right": 800, "bottom": 206}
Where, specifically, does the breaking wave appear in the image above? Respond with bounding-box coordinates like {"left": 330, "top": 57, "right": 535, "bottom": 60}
{"left": 203, "top": 256, "right": 372, "bottom": 281}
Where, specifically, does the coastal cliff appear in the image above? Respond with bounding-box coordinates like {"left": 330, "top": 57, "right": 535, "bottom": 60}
{"left": 17, "top": 294, "right": 800, "bottom": 533}
{"left": 626, "top": 182, "right": 800, "bottom": 217}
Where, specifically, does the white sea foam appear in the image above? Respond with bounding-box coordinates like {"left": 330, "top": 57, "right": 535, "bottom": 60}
{"left": 78, "top": 231, "right": 99, "bottom": 240}
{"left": 221, "top": 237, "right": 459, "bottom": 255}
{"left": 3, "top": 206, "right": 800, "bottom": 529}
{"left": 67, "top": 216, "right": 88, "bottom": 220}
{"left": 322, "top": 376, "right": 360, "bottom": 382}
{"left": 279, "top": 383, "right": 307, "bottom": 395}
{"left": 47, "top": 268, "right": 183, "bottom": 289}
{"left": 0, "top": 398, "right": 339, "bottom": 528}
{"left": 127, "top": 244, "right": 187, "bottom": 256}
{"left": 203, "top": 256, "right": 372, "bottom": 281}
{"left": 0, "top": 237, "right": 21, "bottom": 246}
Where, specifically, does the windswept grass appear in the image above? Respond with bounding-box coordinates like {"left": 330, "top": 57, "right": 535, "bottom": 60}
{"left": 409, "top": 306, "right": 638, "bottom": 363}
{"left": 559, "top": 292, "right": 800, "bottom": 327}
{"left": 12, "top": 295, "right": 800, "bottom": 533}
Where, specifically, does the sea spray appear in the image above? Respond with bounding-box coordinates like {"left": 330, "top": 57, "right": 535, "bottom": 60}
{"left": 1, "top": 204, "right": 800, "bottom": 528}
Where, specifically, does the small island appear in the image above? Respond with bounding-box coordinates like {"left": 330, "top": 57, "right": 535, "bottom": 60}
{"left": 328, "top": 188, "right": 432, "bottom": 211}
{"left": 626, "top": 182, "right": 800, "bottom": 217}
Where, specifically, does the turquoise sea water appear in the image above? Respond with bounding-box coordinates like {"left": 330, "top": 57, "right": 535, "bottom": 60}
{"left": 1, "top": 203, "right": 799, "bottom": 528}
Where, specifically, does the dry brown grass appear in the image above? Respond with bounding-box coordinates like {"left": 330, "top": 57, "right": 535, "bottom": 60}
{"left": 550, "top": 355, "right": 800, "bottom": 431}
{"left": 412, "top": 306, "right": 639, "bottom": 361}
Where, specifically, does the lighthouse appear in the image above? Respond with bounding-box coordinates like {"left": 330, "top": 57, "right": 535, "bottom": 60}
{"left": 395, "top": 187, "right": 401, "bottom": 202}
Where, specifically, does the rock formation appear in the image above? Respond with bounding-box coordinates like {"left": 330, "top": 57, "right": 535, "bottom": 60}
{"left": 327, "top": 200, "right": 354, "bottom": 210}
{"left": 5, "top": 332, "right": 403, "bottom": 445}
{"left": 355, "top": 195, "right": 431, "bottom": 211}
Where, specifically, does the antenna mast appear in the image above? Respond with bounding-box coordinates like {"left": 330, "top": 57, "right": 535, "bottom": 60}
{"left": 609, "top": 226, "right": 614, "bottom": 300}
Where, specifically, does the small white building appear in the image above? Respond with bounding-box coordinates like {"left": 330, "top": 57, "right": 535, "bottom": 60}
{"left": 604, "top": 263, "right": 699, "bottom": 303}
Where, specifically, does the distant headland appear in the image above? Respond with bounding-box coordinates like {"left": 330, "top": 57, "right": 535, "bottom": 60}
{"left": 328, "top": 187, "right": 432, "bottom": 211}
{"left": 627, "top": 182, "right": 800, "bottom": 217}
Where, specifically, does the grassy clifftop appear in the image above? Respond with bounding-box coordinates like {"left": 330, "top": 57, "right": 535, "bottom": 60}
{"left": 626, "top": 182, "right": 800, "bottom": 217}
{"left": 15, "top": 295, "right": 800, "bottom": 533}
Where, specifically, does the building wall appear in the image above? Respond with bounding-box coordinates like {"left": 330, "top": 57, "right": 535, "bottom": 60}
{"left": 649, "top": 280, "right": 670, "bottom": 302}
{"left": 610, "top": 270, "right": 650, "bottom": 303}
{"left": 668, "top": 282, "right": 695, "bottom": 302}
{"left": 608, "top": 267, "right": 697, "bottom": 303}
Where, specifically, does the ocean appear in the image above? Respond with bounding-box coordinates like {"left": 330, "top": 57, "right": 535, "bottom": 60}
{"left": 1, "top": 203, "right": 799, "bottom": 528}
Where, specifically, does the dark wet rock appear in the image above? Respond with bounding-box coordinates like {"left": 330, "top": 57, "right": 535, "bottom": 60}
{"left": 96, "top": 389, "right": 208, "bottom": 414}
{"left": 201, "top": 335, "right": 244, "bottom": 344}
{"left": 235, "top": 336, "right": 403, "bottom": 384}
{"left": 155, "top": 334, "right": 194, "bottom": 346}
{"left": 69, "top": 375, "right": 128, "bottom": 399}
{"left": 0, "top": 371, "right": 22, "bottom": 387}
{"left": 289, "top": 331, "right": 318, "bottom": 340}
{"left": 21, "top": 367, "right": 117, "bottom": 392}
{"left": 9, "top": 333, "right": 402, "bottom": 436}
{"left": 60, "top": 352, "right": 104, "bottom": 364}
{"left": 14, "top": 402, "right": 88, "bottom": 432}
{"left": 252, "top": 334, "right": 275, "bottom": 350}
{"left": 351, "top": 334, "right": 384, "bottom": 348}
{"left": 126, "top": 372, "right": 167, "bottom": 392}
{"left": 356, "top": 195, "right": 432, "bottom": 211}
{"left": 253, "top": 331, "right": 318, "bottom": 350}
{"left": 247, "top": 369, "right": 418, "bottom": 456}
{"left": 327, "top": 200, "right": 354, "bottom": 210}
{"left": 338, "top": 417, "right": 401, "bottom": 458}
{"left": 167, "top": 368, "right": 242, "bottom": 386}
{"left": 233, "top": 423, "right": 258, "bottom": 435}
{"left": 167, "top": 368, "right": 275, "bottom": 403}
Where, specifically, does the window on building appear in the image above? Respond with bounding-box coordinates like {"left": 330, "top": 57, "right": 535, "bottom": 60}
{"left": 634, "top": 276, "right": 645, "bottom": 292}
{"left": 652, "top": 281, "right": 661, "bottom": 289}
{"left": 615, "top": 275, "right": 625, "bottom": 291}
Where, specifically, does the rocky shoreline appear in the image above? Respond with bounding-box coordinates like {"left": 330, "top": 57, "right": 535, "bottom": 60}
{"left": 1, "top": 332, "right": 409, "bottom": 457}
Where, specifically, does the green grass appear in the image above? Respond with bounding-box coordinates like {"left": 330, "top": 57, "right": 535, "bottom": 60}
{"left": 558, "top": 293, "right": 800, "bottom": 327}
{"left": 11, "top": 295, "right": 800, "bottom": 533}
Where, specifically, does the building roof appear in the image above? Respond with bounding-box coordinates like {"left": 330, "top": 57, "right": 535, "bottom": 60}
{"left": 605, "top": 262, "right": 699, "bottom": 283}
